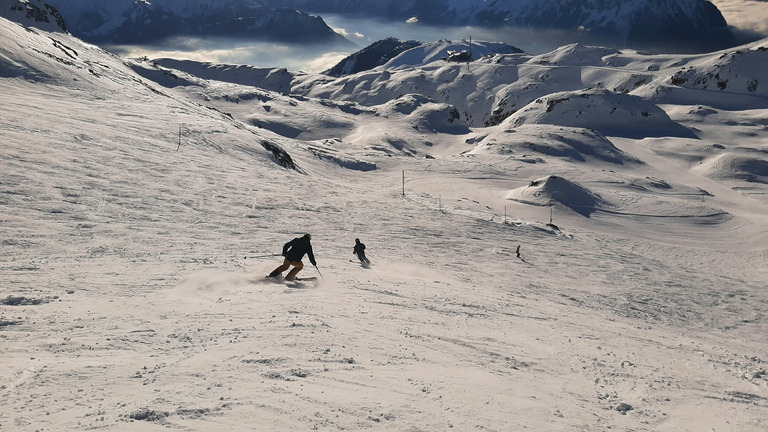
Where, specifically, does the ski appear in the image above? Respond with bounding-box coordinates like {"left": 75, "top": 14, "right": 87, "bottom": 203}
{"left": 260, "top": 276, "right": 317, "bottom": 283}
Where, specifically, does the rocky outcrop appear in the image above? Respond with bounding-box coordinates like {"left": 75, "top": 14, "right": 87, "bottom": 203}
{"left": 1, "top": 0, "right": 67, "bottom": 32}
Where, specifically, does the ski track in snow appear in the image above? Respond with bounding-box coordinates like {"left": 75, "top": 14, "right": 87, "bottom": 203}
{"left": 2, "top": 15, "right": 768, "bottom": 432}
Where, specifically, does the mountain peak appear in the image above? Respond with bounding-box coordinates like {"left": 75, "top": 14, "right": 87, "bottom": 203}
{"left": 261, "top": 0, "right": 736, "bottom": 52}
{"left": 1, "top": 0, "right": 67, "bottom": 32}
{"left": 43, "top": 0, "right": 352, "bottom": 45}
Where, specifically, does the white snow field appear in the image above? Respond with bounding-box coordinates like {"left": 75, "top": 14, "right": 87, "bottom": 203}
{"left": 2, "top": 11, "right": 768, "bottom": 432}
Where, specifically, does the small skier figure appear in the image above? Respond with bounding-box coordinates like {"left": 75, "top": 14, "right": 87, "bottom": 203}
{"left": 516, "top": 245, "right": 521, "bottom": 258}
{"left": 267, "top": 233, "right": 316, "bottom": 280}
{"left": 353, "top": 238, "right": 370, "bottom": 265}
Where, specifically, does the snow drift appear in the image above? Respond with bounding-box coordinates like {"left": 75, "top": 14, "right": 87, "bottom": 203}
{"left": 376, "top": 94, "right": 469, "bottom": 134}
{"left": 506, "top": 175, "right": 608, "bottom": 216}
{"left": 467, "top": 124, "right": 640, "bottom": 165}
{"left": 505, "top": 89, "right": 698, "bottom": 139}
{"left": 693, "top": 153, "right": 768, "bottom": 184}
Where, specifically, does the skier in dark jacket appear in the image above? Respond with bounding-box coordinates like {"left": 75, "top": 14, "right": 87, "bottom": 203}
{"left": 353, "top": 238, "right": 370, "bottom": 264}
{"left": 268, "top": 233, "right": 316, "bottom": 280}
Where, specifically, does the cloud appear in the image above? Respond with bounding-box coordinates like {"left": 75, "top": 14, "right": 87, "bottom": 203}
{"left": 711, "top": 0, "right": 768, "bottom": 36}
{"left": 304, "top": 52, "right": 351, "bottom": 72}
{"left": 332, "top": 27, "right": 365, "bottom": 39}
{"left": 107, "top": 37, "right": 351, "bottom": 73}
{"left": 406, "top": 17, "right": 419, "bottom": 24}
{"left": 105, "top": 17, "right": 577, "bottom": 73}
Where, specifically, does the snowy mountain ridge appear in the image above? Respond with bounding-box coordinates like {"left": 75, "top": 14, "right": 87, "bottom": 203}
{"left": 32, "top": 0, "right": 738, "bottom": 51}
{"left": 324, "top": 38, "right": 525, "bottom": 77}
{"left": 42, "top": 0, "right": 351, "bottom": 45}
{"left": 141, "top": 33, "right": 768, "bottom": 188}
{"left": 261, "top": 0, "right": 735, "bottom": 51}
{"left": 0, "top": 0, "right": 65, "bottom": 32}
{"left": 234, "top": 38, "right": 765, "bottom": 130}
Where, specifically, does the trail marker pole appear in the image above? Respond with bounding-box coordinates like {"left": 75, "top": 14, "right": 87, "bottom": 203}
{"left": 402, "top": 170, "right": 405, "bottom": 196}
{"left": 469, "top": 36, "right": 472, "bottom": 59}
{"left": 176, "top": 125, "right": 182, "bottom": 151}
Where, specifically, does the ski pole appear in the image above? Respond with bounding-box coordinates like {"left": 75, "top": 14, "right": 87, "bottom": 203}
{"left": 314, "top": 265, "right": 324, "bottom": 279}
{"left": 244, "top": 254, "right": 282, "bottom": 259}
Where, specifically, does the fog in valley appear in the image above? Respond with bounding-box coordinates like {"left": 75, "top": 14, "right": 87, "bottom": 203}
{"left": 106, "top": 15, "right": 597, "bottom": 72}
{"left": 712, "top": 0, "right": 768, "bottom": 43}
{"left": 108, "top": 5, "right": 768, "bottom": 73}
{"left": 105, "top": 2, "right": 768, "bottom": 73}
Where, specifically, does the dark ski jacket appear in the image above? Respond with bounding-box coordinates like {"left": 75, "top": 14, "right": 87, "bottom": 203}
{"left": 353, "top": 241, "right": 366, "bottom": 256}
{"left": 283, "top": 236, "right": 315, "bottom": 265}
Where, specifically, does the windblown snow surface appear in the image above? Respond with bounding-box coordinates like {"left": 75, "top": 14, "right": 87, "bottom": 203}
{"left": 2, "top": 14, "right": 768, "bottom": 432}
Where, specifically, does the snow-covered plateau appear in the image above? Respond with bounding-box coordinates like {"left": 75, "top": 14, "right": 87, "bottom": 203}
{"left": 1, "top": 3, "right": 768, "bottom": 432}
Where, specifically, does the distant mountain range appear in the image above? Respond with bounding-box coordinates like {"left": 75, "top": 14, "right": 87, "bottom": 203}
{"left": 40, "top": 0, "right": 351, "bottom": 45}
{"left": 261, "top": 0, "right": 736, "bottom": 52}
{"left": 5, "top": 0, "right": 737, "bottom": 52}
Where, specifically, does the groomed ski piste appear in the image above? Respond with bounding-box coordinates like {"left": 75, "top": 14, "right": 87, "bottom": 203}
{"left": 2, "top": 6, "right": 768, "bottom": 432}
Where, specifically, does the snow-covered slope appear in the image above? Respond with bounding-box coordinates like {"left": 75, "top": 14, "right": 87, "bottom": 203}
{"left": 504, "top": 88, "right": 698, "bottom": 139}
{"left": 2, "top": 12, "right": 768, "bottom": 432}
{"left": 217, "top": 39, "right": 758, "bottom": 132}
{"left": 323, "top": 37, "right": 423, "bottom": 77}
{"left": 467, "top": 124, "right": 641, "bottom": 165}
{"left": 378, "top": 39, "right": 524, "bottom": 70}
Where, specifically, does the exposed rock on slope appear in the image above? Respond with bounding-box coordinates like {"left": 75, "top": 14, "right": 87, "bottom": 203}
{"left": 377, "top": 94, "right": 469, "bottom": 134}
{"left": 324, "top": 37, "right": 422, "bottom": 77}
{"left": 1, "top": 0, "right": 66, "bottom": 32}
{"left": 667, "top": 40, "right": 768, "bottom": 96}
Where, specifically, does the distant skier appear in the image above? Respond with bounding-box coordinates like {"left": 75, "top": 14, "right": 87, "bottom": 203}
{"left": 516, "top": 245, "right": 521, "bottom": 258}
{"left": 353, "top": 238, "right": 370, "bottom": 265}
{"left": 267, "top": 233, "right": 316, "bottom": 280}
